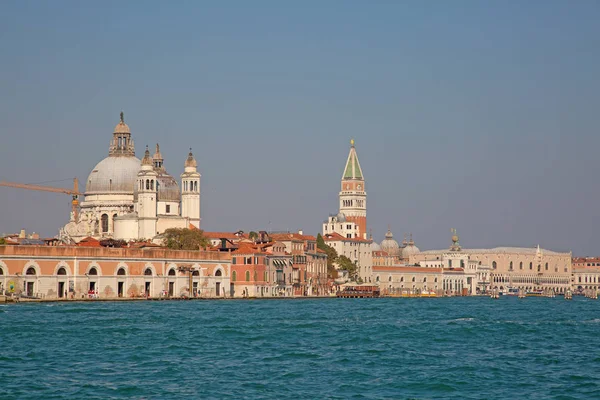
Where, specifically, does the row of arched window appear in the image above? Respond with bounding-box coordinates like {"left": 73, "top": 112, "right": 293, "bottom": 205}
{"left": 139, "top": 179, "right": 155, "bottom": 191}
{"left": 100, "top": 214, "right": 118, "bottom": 233}
{"left": 183, "top": 180, "right": 198, "bottom": 192}
{"left": 579, "top": 275, "right": 600, "bottom": 283}
{"left": 376, "top": 275, "right": 438, "bottom": 283}
{"left": 231, "top": 270, "right": 259, "bottom": 282}
{"left": 10, "top": 265, "right": 223, "bottom": 277}
{"left": 492, "top": 275, "right": 569, "bottom": 284}
{"left": 495, "top": 261, "right": 559, "bottom": 272}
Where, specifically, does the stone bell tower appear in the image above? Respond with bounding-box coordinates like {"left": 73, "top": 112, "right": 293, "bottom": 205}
{"left": 180, "top": 149, "right": 201, "bottom": 228}
{"left": 339, "top": 139, "right": 367, "bottom": 239}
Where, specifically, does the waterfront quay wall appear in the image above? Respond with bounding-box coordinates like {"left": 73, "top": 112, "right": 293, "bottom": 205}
{"left": 0, "top": 245, "right": 231, "bottom": 300}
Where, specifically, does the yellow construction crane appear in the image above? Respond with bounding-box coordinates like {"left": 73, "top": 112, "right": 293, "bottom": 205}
{"left": 0, "top": 178, "right": 82, "bottom": 221}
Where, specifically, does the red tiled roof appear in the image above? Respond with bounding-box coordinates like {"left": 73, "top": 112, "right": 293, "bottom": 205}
{"left": 572, "top": 257, "right": 600, "bottom": 265}
{"left": 269, "top": 233, "right": 316, "bottom": 242}
{"left": 77, "top": 237, "right": 102, "bottom": 247}
{"left": 233, "top": 243, "right": 262, "bottom": 254}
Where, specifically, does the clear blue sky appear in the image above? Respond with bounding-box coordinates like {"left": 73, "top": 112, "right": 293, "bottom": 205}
{"left": 1, "top": 1, "right": 599, "bottom": 255}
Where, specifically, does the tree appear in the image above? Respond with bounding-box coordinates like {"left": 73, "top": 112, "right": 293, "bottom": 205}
{"left": 317, "top": 233, "right": 338, "bottom": 279}
{"left": 337, "top": 255, "right": 357, "bottom": 279}
{"left": 163, "top": 228, "right": 210, "bottom": 250}
{"left": 249, "top": 231, "right": 258, "bottom": 241}
{"left": 0, "top": 238, "right": 5, "bottom": 245}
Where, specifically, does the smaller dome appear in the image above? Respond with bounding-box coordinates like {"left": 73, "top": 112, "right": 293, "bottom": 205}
{"left": 156, "top": 174, "right": 180, "bottom": 202}
{"left": 133, "top": 172, "right": 180, "bottom": 202}
{"left": 380, "top": 228, "right": 401, "bottom": 256}
{"left": 336, "top": 212, "right": 347, "bottom": 222}
{"left": 371, "top": 242, "right": 381, "bottom": 252}
{"left": 402, "top": 244, "right": 420, "bottom": 258}
{"left": 185, "top": 148, "right": 197, "bottom": 168}
{"left": 402, "top": 235, "right": 420, "bottom": 259}
{"left": 114, "top": 121, "right": 130, "bottom": 134}
{"left": 141, "top": 146, "right": 153, "bottom": 166}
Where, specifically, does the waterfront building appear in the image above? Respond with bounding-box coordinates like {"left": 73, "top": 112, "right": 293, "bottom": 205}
{"left": 227, "top": 232, "right": 328, "bottom": 298}
{"left": 373, "top": 234, "right": 481, "bottom": 295}
{"left": 374, "top": 265, "right": 476, "bottom": 296}
{"left": 411, "top": 234, "right": 572, "bottom": 293}
{"left": 571, "top": 257, "right": 600, "bottom": 292}
{"left": 572, "top": 267, "right": 600, "bottom": 292}
{"left": 0, "top": 245, "right": 230, "bottom": 299}
{"left": 322, "top": 140, "right": 373, "bottom": 282}
{"left": 270, "top": 232, "right": 328, "bottom": 296}
{"left": 60, "top": 113, "right": 200, "bottom": 243}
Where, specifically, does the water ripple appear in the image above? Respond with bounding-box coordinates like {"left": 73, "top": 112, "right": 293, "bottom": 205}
{"left": 1, "top": 297, "right": 599, "bottom": 399}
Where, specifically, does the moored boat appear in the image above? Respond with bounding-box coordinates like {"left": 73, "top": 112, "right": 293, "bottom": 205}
{"left": 337, "top": 285, "right": 380, "bottom": 298}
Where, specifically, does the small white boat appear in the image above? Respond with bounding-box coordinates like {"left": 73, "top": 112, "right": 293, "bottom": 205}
{"left": 565, "top": 290, "right": 573, "bottom": 300}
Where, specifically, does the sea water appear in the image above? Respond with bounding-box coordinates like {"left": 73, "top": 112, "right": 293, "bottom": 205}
{"left": 1, "top": 297, "right": 599, "bottom": 399}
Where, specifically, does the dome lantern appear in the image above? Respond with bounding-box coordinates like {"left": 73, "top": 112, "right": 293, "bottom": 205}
{"left": 109, "top": 111, "right": 135, "bottom": 157}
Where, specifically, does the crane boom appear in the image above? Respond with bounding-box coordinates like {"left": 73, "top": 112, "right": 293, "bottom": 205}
{"left": 0, "top": 181, "right": 82, "bottom": 195}
{"left": 0, "top": 178, "right": 82, "bottom": 221}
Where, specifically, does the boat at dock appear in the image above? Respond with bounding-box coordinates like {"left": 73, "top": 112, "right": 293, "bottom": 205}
{"left": 336, "top": 285, "right": 380, "bottom": 298}
{"left": 526, "top": 290, "right": 544, "bottom": 297}
{"left": 501, "top": 287, "right": 519, "bottom": 296}
{"left": 565, "top": 290, "right": 573, "bottom": 300}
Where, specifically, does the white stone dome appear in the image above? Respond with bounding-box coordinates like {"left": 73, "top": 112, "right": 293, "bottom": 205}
{"left": 402, "top": 238, "right": 421, "bottom": 259}
{"left": 380, "top": 229, "right": 401, "bottom": 256}
{"left": 86, "top": 156, "right": 142, "bottom": 194}
{"left": 371, "top": 242, "right": 381, "bottom": 252}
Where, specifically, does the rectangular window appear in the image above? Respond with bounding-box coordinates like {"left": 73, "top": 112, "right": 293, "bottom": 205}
{"left": 232, "top": 257, "right": 236, "bottom": 265}
{"left": 166, "top": 205, "right": 171, "bottom": 214}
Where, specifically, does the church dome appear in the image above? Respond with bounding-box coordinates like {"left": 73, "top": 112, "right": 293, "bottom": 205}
{"left": 380, "top": 228, "right": 401, "bottom": 256}
{"left": 402, "top": 235, "right": 421, "bottom": 259}
{"left": 336, "top": 212, "right": 347, "bottom": 222}
{"left": 185, "top": 149, "right": 197, "bottom": 168}
{"left": 371, "top": 242, "right": 381, "bottom": 252}
{"left": 155, "top": 173, "right": 180, "bottom": 202}
{"left": 86, "top": 156, "right": 142, "bottom": 194}
{"left": 134, "top": 173, "right": 180, "bottom": 202}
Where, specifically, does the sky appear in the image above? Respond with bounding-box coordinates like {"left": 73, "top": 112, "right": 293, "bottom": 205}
{"left": 0, "top": 1, "right": 599, "bottom": 255}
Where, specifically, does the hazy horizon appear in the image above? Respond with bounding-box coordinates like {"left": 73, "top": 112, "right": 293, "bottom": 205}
{"left": 1, "top": 1, "right": 599, "bottom": 255}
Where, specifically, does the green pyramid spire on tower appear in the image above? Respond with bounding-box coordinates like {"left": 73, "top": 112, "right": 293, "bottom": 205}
{"left": 343, "top": 139, "right": 364, "bottom": 180}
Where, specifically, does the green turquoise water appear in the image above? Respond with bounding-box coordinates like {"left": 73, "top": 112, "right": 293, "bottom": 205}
{"left": 1, "top": 297, "right": 599, "bottom": 399}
